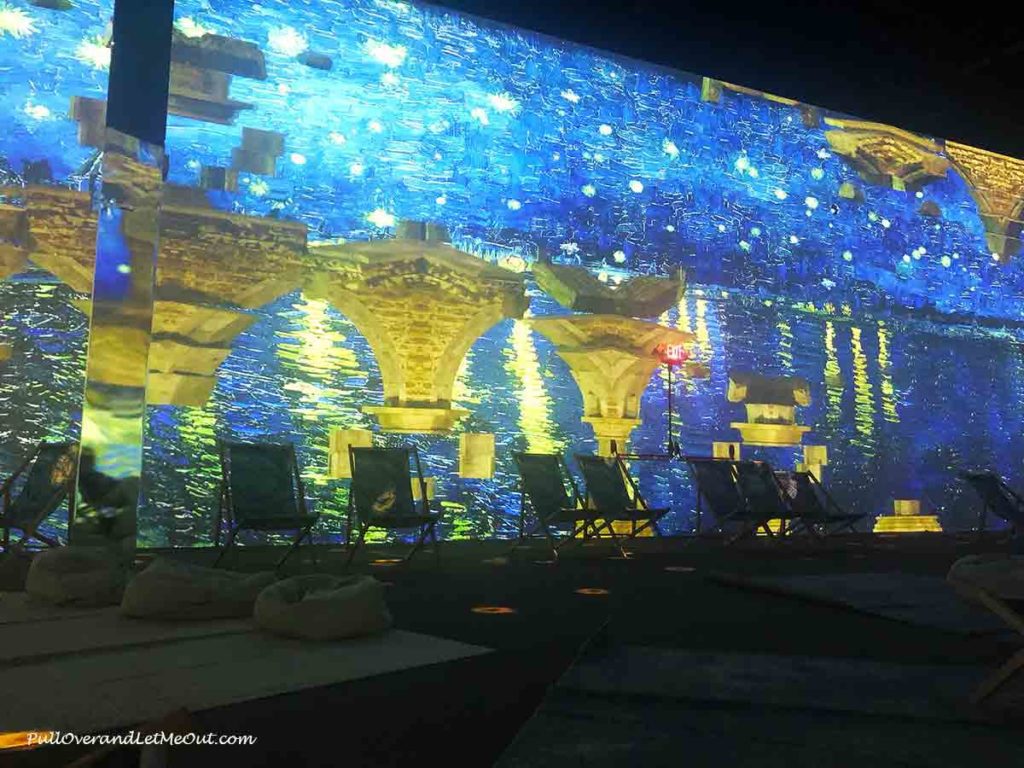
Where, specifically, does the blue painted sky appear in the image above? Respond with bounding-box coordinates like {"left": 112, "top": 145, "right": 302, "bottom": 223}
{"left": 0, "top": 0, "right": 111, "bottom": 178}
{"left": 162, "top": 0, "right": 1023, "bottom": 324}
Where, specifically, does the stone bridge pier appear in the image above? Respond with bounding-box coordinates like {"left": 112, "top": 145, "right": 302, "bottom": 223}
{"left": 1, "top": 184, "right": 308, "bottom": 406}
{"left": 529, "top": 315, "right": 695, "bottom": 455}
{"left": 824, "top": 119, "right": 1024, "bottom": 262}
{"left": 306, "top": 222, "right": 528, "bottom": 433}
{"left": 946, "top": 141, "right": 1024, "bottom": 263}
{"left": 148, "top": 186, "right": 307, "bottom": 405}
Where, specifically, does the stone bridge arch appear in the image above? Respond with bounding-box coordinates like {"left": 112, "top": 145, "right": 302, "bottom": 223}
{"left": 0, "top": 184, "right": 308, "bottom": 405}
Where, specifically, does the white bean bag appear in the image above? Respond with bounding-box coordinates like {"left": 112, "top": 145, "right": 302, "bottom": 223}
{"left": 121, "top": 558, "right": 276, "bottom": 619}
{"left": 25, "top": 546, "right": 127, "bottom": 607}
{"left": 948, "top": 554, "right": 1024, "bottom": 600}
{"left": 254, "top": 574, "right": 392, "bottom": 640}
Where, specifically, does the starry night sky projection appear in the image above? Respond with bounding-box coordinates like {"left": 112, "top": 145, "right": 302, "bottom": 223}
{"left": 0, "top": 0, "right": 110, "bottom": 181}
{"left": 166, "top": 0, "right": 1020, "bottom": 324}
{"left": 2, "top": 0, "right": 1023, "bottom": 544}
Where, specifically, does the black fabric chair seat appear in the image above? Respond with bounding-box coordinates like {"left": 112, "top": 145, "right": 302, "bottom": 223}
{"left": 2, "top": 442, "right": 77, "bottom": 552}
{"left": 963, "top": 470, "right": 1024, "bottom": 534}
{"left": 346, "top": 446, "right": 440, "bottom": 568}
{"left": 684, "top": 456, "right": 744, "bottom": 534}
{"left": 511, "top": 453, "right": 593, "bottom": 559}
{"left": 774, "top": 469, "right": 862, "bottom": 536}
{"left": 575, "top": 454, "right": 671, "bottom": 554}
{"left": 686, "top": 457, "right": 793, "bottom": 544}
{"left": 735, "top": 461, "right": 796, "bottom": 523}
{"left": 948, "top": 555, "right": 1024, "bottom": 704}
{"left": 214, "top": 440, "right": 318, "bottom": 570}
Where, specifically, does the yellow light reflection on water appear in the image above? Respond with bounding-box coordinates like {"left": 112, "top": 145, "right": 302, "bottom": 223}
{"left": 275, "top": 295, "right": 372, "bottom": 540}
{"left": 776, "top": 319, "right": 793, "bottom": 372}
{"left": 277, "top": 296, "right": 361, "bottom": 388}
{"left": 674, "top": 295, "right": 697, "bottom": 393}
{"left": 504, "top": 317, "right": 560, "bottom": 454}
{"left": 443, "top": 500, "right": 475, "bottom": 541}
{"left": 175, "top": 402, "right": 218, "bottom": 546}
{"left": 280, "top": 300, "right": 357, "bottom": 433}
{"left": 877, "top": 321, "right": 899, "bottom": 424}
{"left": 275, "top": 295, "right": 367, "bottom": 442}
{"left": 677, "top": 295, "right": 692, "bottom": 335}
{"left": 695, "top": 298, "right": 711, "bottom": 362}
{"left": 850, "top": 326, "right": 875, "bottom": 448}
{"left": 823, "top": 321, "right": 843, "bottom": 428}
{"left": 656, "top": 309, "right": 671, "bottom": 388}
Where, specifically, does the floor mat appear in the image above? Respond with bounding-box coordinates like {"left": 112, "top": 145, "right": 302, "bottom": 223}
{"left": 1, "top": 628, "right": 489, "bottom": 732}
{"left": 709, "top": 572, "right": 1012, "bottom": 636}
{"left": 0, "top": 591, "right": 117, "bottom": 625}
{"left": 561, "top": 645, "right": 989, "bottom": 721}
{"left": 0, "top": 607, "right": 251, "bottom": 665}
{"left": 497, "top": 688, "right": 1024, "bottom": 768}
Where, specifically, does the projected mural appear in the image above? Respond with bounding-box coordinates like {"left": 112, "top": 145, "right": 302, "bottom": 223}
{"left": 129, "top": 0, "right": 1024, "bottom": 545}
{"left": 0, "top": 0, "right": 113, "bottom": 538}
{"left": 5, "top": 0, "right": 1020, "bottom": 545}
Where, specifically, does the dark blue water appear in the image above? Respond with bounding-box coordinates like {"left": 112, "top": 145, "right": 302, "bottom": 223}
{"left": 134, "top": 283, "right": 1024, "bottom": 545}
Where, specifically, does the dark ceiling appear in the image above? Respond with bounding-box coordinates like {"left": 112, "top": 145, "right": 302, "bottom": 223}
{"left": 429, "top": 0, "right": 1024, "bottom": 158}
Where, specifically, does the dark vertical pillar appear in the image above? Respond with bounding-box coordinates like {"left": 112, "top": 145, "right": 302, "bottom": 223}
{"left": 106, "top": 0, "right": 175, "bottom": 147}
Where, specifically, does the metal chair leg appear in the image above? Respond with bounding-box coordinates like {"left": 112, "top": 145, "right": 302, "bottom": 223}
{"left": 404, "top": 525, "right": 432, "bottom": 563}
{"left": 510, "top": 517, "right": 544, "bottom": 557}
{"left": 545, "top": 526, "right": 561, "bottom": 560}
{"left": 276, "top": 526, "right": 311, "bottom": 570}
{"left": 344, "top": 524, "right": 369, "bottom": 570}
{"left": 554, "top": 522, "right": 588, "bottom": 555}
{"left": 309, "top": 525, "right": 321, "bottom": 569}
{"left": 971, "top": 648, "right": 1024, "bottom": 705}
{"left": 213, "top": 525, "right": 239, "bottom": 567}
{"left": 604, "top": 523, "right": 628, "bottom": 558}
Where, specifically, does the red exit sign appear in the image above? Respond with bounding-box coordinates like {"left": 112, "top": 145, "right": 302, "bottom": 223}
{"left": 658, "top": 343, "right": 689, "bottom": 365}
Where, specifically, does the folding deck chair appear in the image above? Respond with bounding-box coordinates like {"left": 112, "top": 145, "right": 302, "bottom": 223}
{"left": 947, "top": 558, "right": 1024, "bottom": 706}
{"left": 684, "top": 456, "right": 745, "bottom": 536}
{"left": 575, "top": 453, "right": 670, "bottom": 555}
{"left": 510, "top": 452, "right": 602, "bottom": 559}
{"left": 962, "top": 470, "right": 1024, "bottom": 536}
{"left": 214, "top": 440, "right": 318, "bottom": 569}
{"left": 733, "top": 460, "right": 802, "bottom": 541}
{"left": 345, "top": 445, "right": 440, "bottom": 568}
{"left": 775, "top": 470, "right": 864, "bottom": 536}
{"left": 684, "top": 457, "right": 784, "bottom": 543}
{"left": 1, "top": 441, "right": 77, "bottom": 552}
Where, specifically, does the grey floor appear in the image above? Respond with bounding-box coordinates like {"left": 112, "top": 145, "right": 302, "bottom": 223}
{"left": 499, "top": 548, "right": 1024, "bottom": 768}
{"left": 5, "top": 534, "right": 1023, "bottom": 766}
